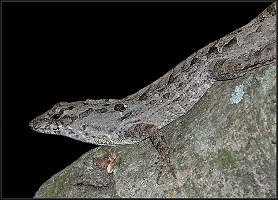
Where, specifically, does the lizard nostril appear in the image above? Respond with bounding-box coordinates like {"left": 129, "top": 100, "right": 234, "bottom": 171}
{"left": 29, "top": 120, "right": 33, "bottom": 128}
{"left": 29, "top": 119, "right": 38, "bottom": 129}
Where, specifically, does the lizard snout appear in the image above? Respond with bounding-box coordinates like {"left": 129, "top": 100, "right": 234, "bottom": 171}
{"left": 29, "top": 119, "right": 36, "bottom": 129}
{"left": 29, "top": 118, "right": 41, "bottom": 130}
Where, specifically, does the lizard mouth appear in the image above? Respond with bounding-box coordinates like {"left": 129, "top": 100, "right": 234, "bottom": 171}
{"left": 29, "top": 118, "right": 53, "bottom": 134}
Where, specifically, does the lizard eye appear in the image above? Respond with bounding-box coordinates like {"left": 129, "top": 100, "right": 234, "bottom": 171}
{"left": 52, "top": 113, "right": 61, "bottom": 120}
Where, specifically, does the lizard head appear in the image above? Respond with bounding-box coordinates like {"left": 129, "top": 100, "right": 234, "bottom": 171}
{"left": 29, "top": 99, "right": 132, "bottom": 145}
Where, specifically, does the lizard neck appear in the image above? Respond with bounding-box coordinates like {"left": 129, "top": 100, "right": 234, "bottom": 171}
{"left": 120, "top": 59, "right": 214, "bottom": 129}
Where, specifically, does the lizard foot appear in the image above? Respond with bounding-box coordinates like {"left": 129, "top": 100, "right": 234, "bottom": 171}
{"left": 148, "top": 125, "right": 178, "bottom": 184}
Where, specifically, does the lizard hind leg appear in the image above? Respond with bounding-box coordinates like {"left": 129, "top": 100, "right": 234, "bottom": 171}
{"left": 208, "top": 58, "right": 252, "bottom": 81}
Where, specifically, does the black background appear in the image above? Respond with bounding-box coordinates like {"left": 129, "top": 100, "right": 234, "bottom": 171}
{"left": 2, "top": 1, "right": 271, "bottom": 198}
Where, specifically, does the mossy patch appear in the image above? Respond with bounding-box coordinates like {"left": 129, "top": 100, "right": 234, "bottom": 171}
{"left": 218, "top": 149, "right": 237, "bottom": 170}
{"left": 44, "top": 173, "right": 68, "bottom": 198}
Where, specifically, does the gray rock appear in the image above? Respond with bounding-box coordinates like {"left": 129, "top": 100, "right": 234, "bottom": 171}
{"left": 34, "top": 64, "right": 276, "bottom": 198}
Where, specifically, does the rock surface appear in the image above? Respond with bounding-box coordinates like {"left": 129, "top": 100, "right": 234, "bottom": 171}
{"left": 34, "top": 63, "right": 276, "bottom": 198}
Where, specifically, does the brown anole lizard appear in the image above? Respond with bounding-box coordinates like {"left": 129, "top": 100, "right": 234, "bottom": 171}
{"left": 29, "top": 3, "right": 276, "bottom": 184}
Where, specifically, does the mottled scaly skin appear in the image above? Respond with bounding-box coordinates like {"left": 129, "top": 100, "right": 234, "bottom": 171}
{"left": 30, "top": 3, "right": 276, "bottom": 184}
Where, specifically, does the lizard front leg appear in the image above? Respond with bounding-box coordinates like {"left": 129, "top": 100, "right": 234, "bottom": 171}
{"left": 148, "top": 125, "right": 177, "bottom": 184}
{"left": 127, "top": 123, "right": 177, "bottom": 184}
